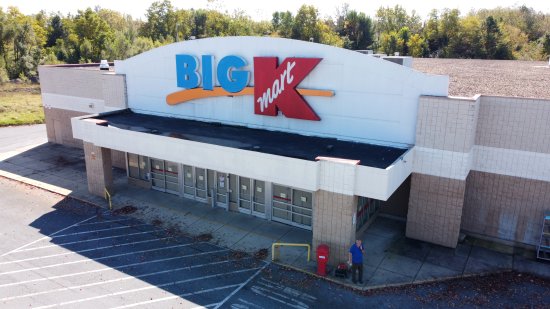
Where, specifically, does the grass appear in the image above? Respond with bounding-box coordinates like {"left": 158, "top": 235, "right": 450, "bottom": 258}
{"left": 0, "top": 83, "right": 44, "bottom": 126}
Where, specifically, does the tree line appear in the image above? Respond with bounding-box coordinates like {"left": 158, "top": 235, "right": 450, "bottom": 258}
{"left": 1, "top": 1, "right": 549, "bottom": 82}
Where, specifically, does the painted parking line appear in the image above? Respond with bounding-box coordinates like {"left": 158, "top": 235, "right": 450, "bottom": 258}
{"left": 0, "top": 214, "right": 97, "bottom": 257}
{"left": 0, "top": 249, "right": 229, "bottom": 288}
{"left": 0, "top": 242, "right": 202, "bottom": 276}
{"left": 214, "top": 262, "right": 269, "bottom": 309}
{"left": 50, "top": 223, "right": 149, "bottom": 238}
{"left": 33, "top": 267, "right": 262, "bottom": 309}
{"left": 0, "top": 258, "right": 253, "bottom": 302}
{"left": 0, "top": 237, "right": 174, "bottom": 265}
{"left": 14, "top": 230, "right": 165, "bottom": 253}
{"left": 76, "top": 218, "right": 135, "bottom": 226}
{"left": 247, "top": 278, "right": 316, "bottom": 309}
{"left": 110, "top": 287, "right": 237, "bottom": 309}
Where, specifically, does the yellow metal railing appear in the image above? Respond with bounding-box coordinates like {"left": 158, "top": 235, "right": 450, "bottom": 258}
{"left": 272, "top": 243, "right": 311, "bottom": 262}
{"left": 104, "top": 188, "right": 112, "bottom": 211}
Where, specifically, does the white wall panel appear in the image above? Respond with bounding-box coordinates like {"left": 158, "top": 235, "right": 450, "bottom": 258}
{"left": 72, "top": 117, "right": 410, "bottom": 200}
{"left": 115, "top": 37, "right": 448, "bottom": 147}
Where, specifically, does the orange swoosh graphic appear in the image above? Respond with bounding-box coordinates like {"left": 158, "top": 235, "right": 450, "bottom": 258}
{"left": 166, "top": 86, "right": 334, "bottom": 105}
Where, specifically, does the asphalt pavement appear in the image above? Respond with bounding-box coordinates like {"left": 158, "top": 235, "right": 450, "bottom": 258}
{"left": 0, "top": 124, "right": 46, "bottom": 156}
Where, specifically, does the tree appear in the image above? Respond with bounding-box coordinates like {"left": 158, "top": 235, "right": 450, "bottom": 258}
{"left": 451, "top": 15, "right": 485, "bottom": 58}
{"left": 407, "top": 33, "right": 425, "bottom": 57}
{"left": 543, "top": 33, "right": 550, "bottom": 58}
{"left": 484, "top": 16, "right": 499, "bottom": 58}
{"left": 140, "top": 0, "right": 175, "bottom": 41}
{"left": 375, "top": 5, "right": 421, "bottom": 36}
{"left": 318, "top": 21, "right": 343, "bottom": 47}
{"left": 74, "top": 8, "right": 114, "bottom": 62}
{"left": 483, "top": 15, "right": 513, "bottom": 59}
{"left": 397, "top": 26, "right": 410, "bottom": 55}
{"left": 272, "top": 11, "right": 293, "bottom": 38}
{"left": 424, "top": 9, "right": 441, "bottom": 56}
{"left": 341, "top": 10, "right": 373, "bottom": 50}
{"left": 291, "top": 5, "right": 320, "bottom": 42}
{"left": 46, "top": 15, "right": 67, "bottom": 47}
{"left": 439, "top": 9, "right": 461, "bottom": 57}
{"left": 380, "top": 31, "right": 398, "bottom": 55}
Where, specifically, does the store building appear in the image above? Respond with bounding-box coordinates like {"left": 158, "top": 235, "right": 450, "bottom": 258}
{"left": 38, "top": 37, "right": 550, "bottom": 264}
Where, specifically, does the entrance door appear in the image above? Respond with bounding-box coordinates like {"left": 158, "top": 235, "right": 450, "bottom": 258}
{"left": 150, "top": 159, "right": 166, "bottom": 192}
{"left": 238, "top": 177, "right": 266, "bottom": 218}
{"left": 252, "top": 180, "right": 266, "bottom": 218}
{"left": 215, "top": 172, "right": 229, "bottom": 208}
{"left": 164, "top": 161, "right": 179, "bottom": 194}
{"left": 150, "top": 159, "right": 179, "bottom": 195}
{"left": 238, "top": 177, "right": 252, "bottom": 213}
{"left": 183, "top": 165, "right": 195, "bottom": 197}
{"left": 195, "top": 167, "right": 207, "bottom": 200}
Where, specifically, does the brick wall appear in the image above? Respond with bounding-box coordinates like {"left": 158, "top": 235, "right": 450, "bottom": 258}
{"left": 44, "top": 108, "right": 87, "bottom": 148}
{"left": 83, "top": 142, "right": 113, "bottom": 196}
{"left": 476, "top": 96, "right": 550, "bottom": 153}
{"left": 407, "top": 173, "right": 465, "bottom": 248}
{"left": 312, "top": 190, "right": 357, "bottom": 265}
{"left": 415, "top": 96, "right": 479, "bottom": 153}
{"left": 39, "top": 67, "right": 106, "bottom": 100}
{"left": 412, "top": 95, "right": 550, "bottom": 247}
{"left": 409, "top": 96, "right": 478, "bottom": 247}
{"left": 463, "top": 171, "right": 549, "bottom": 246}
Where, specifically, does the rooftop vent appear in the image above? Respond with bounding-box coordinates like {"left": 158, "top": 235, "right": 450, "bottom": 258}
{"left": 99, "top": 60, "right": 110, "bottom": 71}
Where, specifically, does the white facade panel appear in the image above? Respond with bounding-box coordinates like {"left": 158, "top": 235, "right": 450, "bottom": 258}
{"left": 115, "top": 37, "right": 448, "bottom": 147}
{"left": 72, "top": 117, "right": 407, "bottom": 200}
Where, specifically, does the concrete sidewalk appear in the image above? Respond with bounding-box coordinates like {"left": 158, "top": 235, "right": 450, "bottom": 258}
{"left": 1, "top": 141, "right": 548, "bottom": 291}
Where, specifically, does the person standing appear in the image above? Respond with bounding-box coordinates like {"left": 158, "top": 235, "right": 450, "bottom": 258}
{"left": 348, "top": 239, "right": 365, "bottom": 284}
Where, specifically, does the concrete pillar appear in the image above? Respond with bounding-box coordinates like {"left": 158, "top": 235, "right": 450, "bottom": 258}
{"left": 83, "top": 142, "right": 113, "bottom": 197}
{"left": 313, "top": 156, "right": 360, "bottom": 266}
{"left": 313, "top": 190, "right": 357, "bottom": 266}
{"left": 406, "top": 173, "right": 466, "bottom": 248}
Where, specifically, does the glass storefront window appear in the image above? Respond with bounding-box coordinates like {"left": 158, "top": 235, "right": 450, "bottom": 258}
{"left": 272, "top": 184, "right": 312, "bottom": 229}
{"left": 128, "top": 153, "right": 149, "bottom": 181}
{"left": 356, "top": 196, "right": 380, "bottom": 231}
{"left": 128, "top": 153, "right": 139, "bottom": 179}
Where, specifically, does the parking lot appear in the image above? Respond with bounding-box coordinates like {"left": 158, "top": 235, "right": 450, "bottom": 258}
{"left": 0, "top": 176, "right": 369, "bottom": 308}
{"left": 0, "top": 209, "right": 267, "bottom": 308}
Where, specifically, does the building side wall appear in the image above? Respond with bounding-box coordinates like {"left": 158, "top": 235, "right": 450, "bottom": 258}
{"left": 463, "top": 172, "right": 549, "bottom": 247}
{"left": 415, "top": 96, "right": 478, "bottom": 153}
{"left": 44, "top": 108, "right": 87, "bottom": 148}
{"left": 407, "top": 173, "right": 465, "bottom": 248}
{"left": 475, "top": 96, "right": 550, "bottom": 153}
{"left": 413, "top": 95, "right": 550, "bottom": 247}
{"left": 409, "top": 96, "right": 478, "bottom": 247}
{"left": 38, "top": 65, "right": 127, "bottom": 144}
{"left": 39, "top": 67, "right": 105, "bottom": 100}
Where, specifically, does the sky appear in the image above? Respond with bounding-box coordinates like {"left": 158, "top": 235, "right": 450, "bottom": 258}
{"left": 1, "top": 0, "right": 549, "bottom": 21}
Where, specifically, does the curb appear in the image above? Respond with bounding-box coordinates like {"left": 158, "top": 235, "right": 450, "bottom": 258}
{"left": 273, "top": 260, "right": 516, "bottom": 292}
{"left": 0, "top": 171, "right": 104, "bottom": 211}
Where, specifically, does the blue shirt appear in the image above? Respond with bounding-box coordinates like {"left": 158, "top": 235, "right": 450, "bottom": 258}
{"left": 349, "top": 244, "right": 364, "bottom": 264}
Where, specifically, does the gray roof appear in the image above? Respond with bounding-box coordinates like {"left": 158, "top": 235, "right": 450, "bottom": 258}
{"left": 95, "top": 110, "right": 408, "bottom": 168}
{"left": 413, "top": 58, "right": 550, "bottom": 100}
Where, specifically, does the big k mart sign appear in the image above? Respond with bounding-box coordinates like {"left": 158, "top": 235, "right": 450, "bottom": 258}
{"left": 166, "top": 55, "right": 334, "bottom": 121}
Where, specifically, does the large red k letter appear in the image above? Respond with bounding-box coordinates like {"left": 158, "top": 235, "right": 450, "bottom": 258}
{"left": 253, "top": 57, "right": 322, "bottom": 121}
